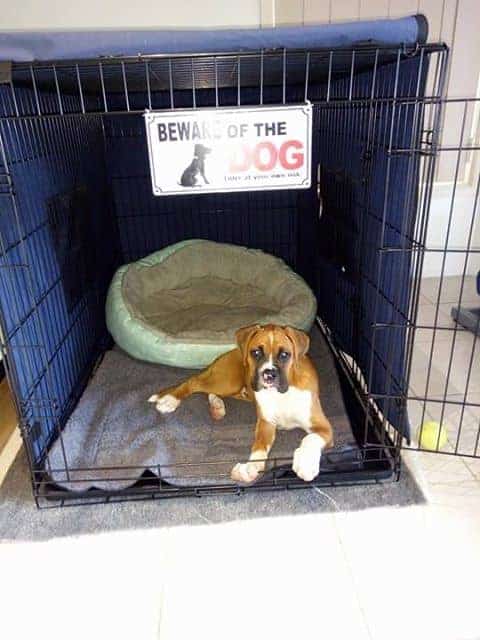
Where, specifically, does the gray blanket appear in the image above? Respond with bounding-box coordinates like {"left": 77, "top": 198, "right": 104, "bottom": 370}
{"left": 47, "top": 326, "right": 354, "bottom": 491}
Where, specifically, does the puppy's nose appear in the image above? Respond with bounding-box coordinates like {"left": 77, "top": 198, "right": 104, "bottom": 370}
{"left": 262, "top": 368, "right": 278, "bottom": 383}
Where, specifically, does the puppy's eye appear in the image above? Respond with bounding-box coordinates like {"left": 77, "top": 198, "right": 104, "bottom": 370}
{"left": 278, "top": 350, "right": 290, "bottom": 362}
{"left": 251, "top": 348, "right": 263, "bottom": 360}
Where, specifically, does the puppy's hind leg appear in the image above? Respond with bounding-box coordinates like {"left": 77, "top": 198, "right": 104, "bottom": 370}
{"left": 149, "top": 349, "right": 244, "bottom": 417}
{"left": 148, "top": 386, "right": 182, "bottom": 415}
{"left": 148, "top": 365, "right": 225, "bottom": 416}
{"left": 148, "top": 375, "right": 204, "bottom": 415}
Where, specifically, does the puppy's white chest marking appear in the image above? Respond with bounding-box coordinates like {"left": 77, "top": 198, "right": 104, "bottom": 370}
{"left": 255, "top": 386, "right": 312, "bottom": 430}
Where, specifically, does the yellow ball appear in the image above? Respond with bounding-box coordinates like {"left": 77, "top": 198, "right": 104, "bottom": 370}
{"left": 418, "top": 421, "right": 448, "bottom": 450}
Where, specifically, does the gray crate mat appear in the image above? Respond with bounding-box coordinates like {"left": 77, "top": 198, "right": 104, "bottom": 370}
{"left": 47, "top": 326, "right": 355, "bottom": 491}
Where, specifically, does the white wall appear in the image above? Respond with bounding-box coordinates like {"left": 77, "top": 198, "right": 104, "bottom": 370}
{"left": 0, "top": 0, "right": 261, "bottom": 30}
{"left": 0, "top": 0, "right": 462, "bottom": 40}
{"left": 423, "top": 183, "right": 480, "bottom": 277}
{"left": 271, "top": 0, "right": 457, "bottom": 43}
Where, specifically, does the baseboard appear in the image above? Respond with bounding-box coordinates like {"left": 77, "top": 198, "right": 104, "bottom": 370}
{"left": 0, "top": 428, "right": 22, "bottom": 487}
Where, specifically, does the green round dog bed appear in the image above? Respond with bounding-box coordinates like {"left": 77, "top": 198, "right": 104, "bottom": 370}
{"left": 106, "top": 239, "right": 317, "bottom": 368}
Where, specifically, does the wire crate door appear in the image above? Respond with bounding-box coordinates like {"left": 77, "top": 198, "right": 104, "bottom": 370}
{"left": 403, "top": 97, "right": 480, "bottom": 459}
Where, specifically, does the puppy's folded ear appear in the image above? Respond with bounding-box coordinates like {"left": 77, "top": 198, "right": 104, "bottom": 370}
{"left": 235, "top": 324, "right": 260, "bottom": 362}
{"left": 284, "top": 326, "right": 310, "bottom": 361}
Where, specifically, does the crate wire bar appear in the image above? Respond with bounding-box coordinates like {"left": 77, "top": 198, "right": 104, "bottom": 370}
{"left": 1, "top": 41, "right": 478, "bottom": 508}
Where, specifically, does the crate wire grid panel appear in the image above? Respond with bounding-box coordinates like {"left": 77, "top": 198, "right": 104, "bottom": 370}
{"left": 1, "top": 42, "right": 477, "bottom": 507}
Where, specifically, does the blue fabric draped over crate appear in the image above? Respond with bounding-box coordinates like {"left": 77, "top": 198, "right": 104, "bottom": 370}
{"left": 0, "top": 19, "right": 431, "bottom": 466}
{"left": 0, "top": 15, "right": 427, "bottom": 62}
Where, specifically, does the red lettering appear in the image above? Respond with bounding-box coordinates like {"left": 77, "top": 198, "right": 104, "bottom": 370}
{"left": 229, "top": 145, "right": 251, "bottom": 172}
{"left": 279, "top": 140, "right": 304, "bottom": 169}
{"left": 229, "top": 140, "right": 305, "bottom": 173}
{"left": 253, "top": 142, "right": 277, "bottom": 171}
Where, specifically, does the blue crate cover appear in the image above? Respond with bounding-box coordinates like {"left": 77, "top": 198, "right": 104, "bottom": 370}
{"left": 0, "top": 17, "right": 429, "bottom": 462}
{"left": 0, "top": 15, "right": 427, "bottom": 61}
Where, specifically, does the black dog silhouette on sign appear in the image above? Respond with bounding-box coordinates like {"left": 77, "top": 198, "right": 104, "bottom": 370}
{"left": 180, "top": 144, "right": 211, "bottom": 187}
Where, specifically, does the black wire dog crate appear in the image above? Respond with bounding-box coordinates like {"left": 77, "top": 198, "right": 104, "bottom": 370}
{"left": 0, "top": 32, "right": 478, "bottom": 508}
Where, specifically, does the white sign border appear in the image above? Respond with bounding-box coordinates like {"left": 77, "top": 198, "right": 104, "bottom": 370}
{"left": 143, "top": 102, "right": 312, "bottom": 196}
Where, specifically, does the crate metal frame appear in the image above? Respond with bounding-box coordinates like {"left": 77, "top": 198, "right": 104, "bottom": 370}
{"left": 2, "top": 42, "right": 478, "bottom": 508}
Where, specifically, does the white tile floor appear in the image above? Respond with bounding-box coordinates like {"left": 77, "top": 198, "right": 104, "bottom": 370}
{"left": 1, "top": 276, "right": 479, "bottom": 640}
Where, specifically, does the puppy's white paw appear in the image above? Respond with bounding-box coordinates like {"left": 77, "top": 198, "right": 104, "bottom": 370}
{"left": 208, "top": 393, "right": 226, "bottom": 420}
{"left": 293, "top": 447, "right": 320, "bottom": 482}
{"left": 292, "top": 434, "right": 323, "bottom": 482}
{"left": 151, "top": 394, "right": 181, "bottom": 414}
{"left": 231, "top": 462, "right": 260, "bottom": 484}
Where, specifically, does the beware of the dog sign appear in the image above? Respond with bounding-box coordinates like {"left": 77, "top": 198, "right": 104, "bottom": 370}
{"left": 144, "top": 103, "right": 312, "bottom": 196}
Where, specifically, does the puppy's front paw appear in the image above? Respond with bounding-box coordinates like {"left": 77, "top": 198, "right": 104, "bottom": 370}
{"left": 231, "top": 462, "right": 260, "bottom": 484}
{"left": 148, "top": 393, "right": 181, "bottom": 414}
{"left": 293, "top": 446, "right": 321, "bottom": 481}
{"left": 292, "top": 436, "right": 323, "bottom": 482}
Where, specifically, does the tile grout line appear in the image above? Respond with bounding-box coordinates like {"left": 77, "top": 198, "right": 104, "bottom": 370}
{"left": 312, "top": 487, "right": 375, "bottom": 640}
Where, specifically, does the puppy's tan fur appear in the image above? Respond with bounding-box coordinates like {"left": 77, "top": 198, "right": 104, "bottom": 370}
{"left": 149, "top": 324, "right": 333, "bottom": 483}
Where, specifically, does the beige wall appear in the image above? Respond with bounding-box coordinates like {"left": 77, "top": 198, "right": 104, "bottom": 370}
{"left": 0, "top": 0, "right": 463, "bottom": 42}
{"left": 268, "top": 0, "right": 479, "bottom": 100}
{"left": 271, "top": 0, "right": 452, "bottom": 40}
{"left": 0, "top": 1, "right": 262, "bottom": 30}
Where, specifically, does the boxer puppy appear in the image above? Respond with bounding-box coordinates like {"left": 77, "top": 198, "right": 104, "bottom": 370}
{"left": 148, "top": 324, "right": 333, "bottom": 483}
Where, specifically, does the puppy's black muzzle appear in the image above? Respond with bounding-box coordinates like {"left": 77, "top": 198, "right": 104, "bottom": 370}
{"left": 262, "top": 368, "right": 278, "bottom": 385}
{"left": 253, "top": 364, "right": 288, "bottom": 393}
